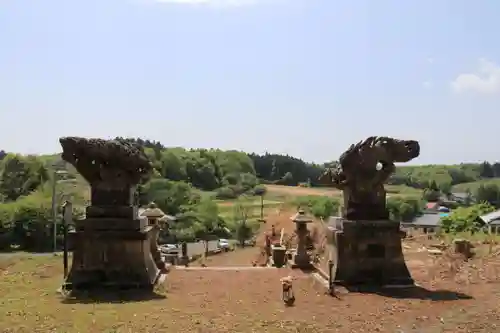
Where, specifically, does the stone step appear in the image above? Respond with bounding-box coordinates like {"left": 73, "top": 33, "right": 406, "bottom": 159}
{"left": 173, "top": 266, "right": 279, "bottom": 271}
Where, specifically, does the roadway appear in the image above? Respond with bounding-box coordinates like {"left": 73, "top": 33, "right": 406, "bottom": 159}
{"left": 0, "top": 240, "right": 222, "bottom": 258}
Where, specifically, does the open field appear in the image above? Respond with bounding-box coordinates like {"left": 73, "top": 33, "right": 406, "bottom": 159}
{"left": 452, "top": 177, "right": 500, "bottom": 192}
{"left": 216, "top": 198, "right": 284, "bottom": 222}
{"left": 2, "top": 211, "right": 500, "bottom": 332}
{"left": 264, "top": 184, "right": 423, "bottom": 201}
{"left": 0, "top": 241, "right": 221, "bottom": 260}
{"left": 265, "top": 184, "right": 342, "bottom": 198}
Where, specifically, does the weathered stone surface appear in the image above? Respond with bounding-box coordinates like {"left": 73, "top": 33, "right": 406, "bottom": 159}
{"left": 319, "top": 136, "right": 420, "bottom": 288}
{"left": 318, "top": 136, "right": 420, "bottom": 221}
{"left": 60, "top": 137, "right": 164, "bottom": 292}
{"left": 327, "top": 219, "right": 413, "bottom": 287}
{"left": 66, "top": 227, "right": 161, "bottom": 290}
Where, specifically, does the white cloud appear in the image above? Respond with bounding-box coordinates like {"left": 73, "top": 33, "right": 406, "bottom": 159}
{"left": 451, "top": 58, "right": 500, "bottom": 95}
{"left": 422, "top": 81, "right": 432, "bottom": 89}
{"left": 426, "top": 57, "right": 434, "bottom": 64}
{"left": 153, "top": 0, "right": 261, "bottom": 7}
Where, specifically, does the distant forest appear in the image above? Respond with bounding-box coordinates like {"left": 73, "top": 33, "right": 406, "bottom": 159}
{"left": 112, "top": 137, "right": 500, "bottom": 190}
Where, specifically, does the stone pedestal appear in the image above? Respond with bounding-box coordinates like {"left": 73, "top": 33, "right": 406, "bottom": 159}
{"left": 291, "top": 251, "right": 313, "bottom": 269}
{"left": 328, "top": 218, "right": 413, "bottom": 287}
{"left": 57, "top": 136, "right": 167, "bottom": 293}
{"left": 64, "top": 217, "right": 163, "bottom": 291}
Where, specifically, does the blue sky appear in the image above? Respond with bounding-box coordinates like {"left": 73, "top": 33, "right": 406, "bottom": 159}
{"left": 0, "top": 0, "right": 498, "bottom": 164}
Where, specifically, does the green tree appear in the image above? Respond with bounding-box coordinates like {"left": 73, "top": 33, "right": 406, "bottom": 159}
{"left": 310, "top": 197, "right": 339, "bottom": 220}
{"left": 386, "top": 197, "right": 423, "bottom": 222}
{"left": 140, "top": 179, "right": 199, "bottom": 216}
{"left": 439, "top": 182, "right": 452, "bottom": 196}
{"left": 0, "top": 202, "right": 15, "bottom": 250}
{"left": 0, "top": 154, "right": 48, "bottom": 202}
{"left": 232, "top": 196, "right": 254, "bottom": 246}
{"left": 160, "top": 150, "right": 187, "bottom": 181}
{"left": 475, "top": 184, "right": 500, "bottom": 208}
{"left": 252, "top": 184, "right": 267, "bottom": 196}
{"left": 479, "top": 161, "right": 495, "bottom": 178}
{"left": 492, "top": 162, "right": 500, "bottom": 178}
{"left": 441, "top": 202, "right": 495, "bottom": 233}
{"left": 423, "top": 188, "right": 441, "bottom": 202}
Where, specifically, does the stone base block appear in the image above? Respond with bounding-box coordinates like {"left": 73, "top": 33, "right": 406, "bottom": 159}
{"left": 290, "top": 253, "right": 313, "bottom": 269}
{"left": 328, "top": 218, "right": 414, "bottom": 288}
{"left": 64, "top": 226, "right": 161, "bottom": 292}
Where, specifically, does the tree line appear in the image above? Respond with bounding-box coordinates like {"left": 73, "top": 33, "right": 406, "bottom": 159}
{"left": 1, "top": 137, "right": 500, "bottom": 251}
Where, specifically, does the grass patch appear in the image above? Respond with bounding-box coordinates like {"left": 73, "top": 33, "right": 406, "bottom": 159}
{"left": 0, "top": 254, "right": 175, "bottom": 332}
{"left": 264, "top": 184, "right": 422, "bottom": 201}
{"left": 386, "top": 185, "right": 423, "bottom": 196}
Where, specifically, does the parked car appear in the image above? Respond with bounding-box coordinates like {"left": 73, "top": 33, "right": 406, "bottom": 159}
{"left": 217, "top": 239, "right": 231, "bottom": 251}
{"left": 159, "top": 244, "right": 179, "bottom": 254}
{"left": 244, "top": 238, "right": 256, "bottom": 246}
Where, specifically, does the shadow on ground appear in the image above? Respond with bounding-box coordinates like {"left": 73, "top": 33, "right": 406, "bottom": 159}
{"left": 60, "top": 289, "right": 166, "bottom": 304}
{"left": 343, "top": 286, "right": 473, "bottom": 301}
{"left": 302, "top": 267, "right": 473, "bottom": 301}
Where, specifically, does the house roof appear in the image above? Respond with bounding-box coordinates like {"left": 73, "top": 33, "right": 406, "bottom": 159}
{"left": 138, "top": 207, "right": 176, "bottom": 221}
{"left": 479, "top": 210, "right": 500, "bottom": 225}
{"left": 426, "top": 202, "right": 439, "bottom": 210}
{"left": 140, "top": 207, "right": 165, "bottom": 218}
{"left": 409, "top": 213, "right": 442, "bottom": 227}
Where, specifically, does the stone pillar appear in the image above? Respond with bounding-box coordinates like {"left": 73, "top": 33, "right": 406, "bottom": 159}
{"left": 59, "top": 136, "right": 165, "bottom": 293}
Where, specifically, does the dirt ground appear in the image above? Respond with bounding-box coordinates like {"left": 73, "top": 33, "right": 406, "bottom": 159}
{"left": 2, "top": 212, "right": 500, "bottom": 332}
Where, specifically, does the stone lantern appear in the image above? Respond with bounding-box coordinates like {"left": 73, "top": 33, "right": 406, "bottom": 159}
{"left": 290, "top": 209, "right": 313, "bottom": 269}
{"left": 139, "top": 202, "right": 167, "bottom": 268}
{"left": 140, "top": 202, "right": 165, "bottom": 226}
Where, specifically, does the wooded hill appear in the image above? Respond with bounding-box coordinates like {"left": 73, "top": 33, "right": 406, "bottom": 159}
{"left": 1, "top": 137, "right": 500, "bottom": 251}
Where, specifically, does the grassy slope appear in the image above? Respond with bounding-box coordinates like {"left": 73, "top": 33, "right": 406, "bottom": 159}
{"left": 43, "top": 153, "right": 498, "bottom": 207}
{"left": 264, "top": 184, "right": 422, "bottom": 201}
{"left": 395, "top": 164, "right": 481, "bottom": 185}
{"left": 452, "top": 178, "right": 500, "bottom": 192}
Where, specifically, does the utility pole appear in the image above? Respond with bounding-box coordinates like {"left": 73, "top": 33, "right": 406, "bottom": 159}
{"left": 51, "top": 170, "right": 58, "bottom": 252}
{"left": 51, "top": 170, "right": 68, "bottom": 252}
{"left": 260, "top": 194, "right": 264, "bottom": 220}
{"left": 62, "top": 200, "right": 72, "bottom": 278}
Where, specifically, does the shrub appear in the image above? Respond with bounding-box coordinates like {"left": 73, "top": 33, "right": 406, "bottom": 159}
{"left": 310, "top": 197, "right": 340, "bottom": 220}
{"left": 292, "top": 196, "right": 341, "bottom": 219}
{"left": 386, "top": 196, "right": 424, "bottom": 222}
{"left": 215, "top": 186, "right": 238, "bottom": 200}
{"left": 252, "top": 185, "right": 267, "bottom": 196}
{"left": 441, "top": 202, "right": 495, "bottom": 234}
